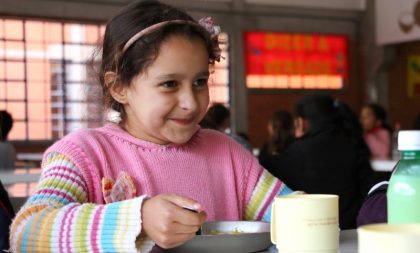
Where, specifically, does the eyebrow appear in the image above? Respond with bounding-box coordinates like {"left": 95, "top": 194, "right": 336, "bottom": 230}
{"left": 155, "top": 70, "right": 210, "bottom": 81}
{"left": 198, "top": 70, "right": 210, "bottom": 77}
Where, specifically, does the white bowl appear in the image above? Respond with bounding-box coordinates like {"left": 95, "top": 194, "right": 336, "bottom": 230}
{"left": 169, "top": 221, "right": 271, "bottom": 253}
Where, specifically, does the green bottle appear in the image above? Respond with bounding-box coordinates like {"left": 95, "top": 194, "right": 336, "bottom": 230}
{"left": 387, "top": 130, "right": 420, "bottom": 224}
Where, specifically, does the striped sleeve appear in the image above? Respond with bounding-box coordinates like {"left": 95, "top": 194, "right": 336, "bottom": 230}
{"left": 10, "top": 152, "right": 145, "bottom": 253}
{"left": 244, "top": 169, "right": 293, "bottom": 222}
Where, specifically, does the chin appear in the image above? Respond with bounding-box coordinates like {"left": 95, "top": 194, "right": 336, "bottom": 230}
{"left": 167, "top": 130, "right": 196, "bottom": 145}
{"left": 170, "top": 135, "right": 194, "bottom": 145}
{"left": 163, "top": 125, "right": 199, "bottom": 145}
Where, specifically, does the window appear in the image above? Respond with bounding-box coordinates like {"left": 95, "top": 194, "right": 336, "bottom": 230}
{"left": 0, "top": 17, "right": 230, "bottom": 141}
{"left": 0, "top": 18, "right": 104, "bottom": 140}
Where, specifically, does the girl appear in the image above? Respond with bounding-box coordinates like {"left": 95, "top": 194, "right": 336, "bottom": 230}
{"left": 10, "top": 1, "right": 292, "bottom": 252}
{"left": 360, "top": 103, "right": 392, "bottom": 159}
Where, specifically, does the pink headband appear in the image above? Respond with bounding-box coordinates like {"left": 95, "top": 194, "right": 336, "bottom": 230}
{"left": 122, "top": 17, "right": 222, "bottom": 60}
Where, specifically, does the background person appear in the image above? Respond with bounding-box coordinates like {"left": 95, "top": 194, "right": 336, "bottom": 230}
{"left": 357, "top": 181, "right": 388, "bottom": 226}
{"left": 0, "top": 179, "right": 15, "bottom": 251}
{"left": 200, "top": 103, "right": 252, "bottom": 151}
{"left": 263, "top": 94, "right": 373, "bottom": 229}
{"left": 360, "top": 104, "right": 392, "bottom": 159}
{"left": 0, "top": 110, "right": 16, "bottom": 170}
{"left": 258, "top": 110, "right": 294, "bottom": 173}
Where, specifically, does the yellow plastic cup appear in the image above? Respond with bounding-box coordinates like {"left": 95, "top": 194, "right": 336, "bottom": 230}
{"left": 358, "top": 223, "right": 420, "bottom": 253}
{"left": 270, "top": 194, "right": 339, "bottom": 253}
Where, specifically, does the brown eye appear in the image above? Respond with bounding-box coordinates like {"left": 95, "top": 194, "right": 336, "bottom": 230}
{"left": 161, "top": 80, "right": 177, "bottom": 88}
{"left": 193, "top": 78, "right": 208, "bottom": 88}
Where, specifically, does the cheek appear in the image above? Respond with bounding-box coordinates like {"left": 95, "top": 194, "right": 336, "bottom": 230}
{"left": 367, "top": 116, "right": 375, "bottom": 125}
{"left": 362, "top": 117, "right": 375, "bottom": 130}
{"left": 198, "top": 91, "right": 210, "bottom": 116}
{"left": 134, "top": 97, "right": 170, "bottom": 123}
{"left": 361, "top": 118, "right": 370, "bottom": 126}
{"left": 146, "top": 103, "right": 172, "bottom": 120}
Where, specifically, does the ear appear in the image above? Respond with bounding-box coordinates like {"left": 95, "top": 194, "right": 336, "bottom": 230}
{"left": 104, "top": 71, "right": 128, "bottom": 104}
{"left": 294, "top": 117, "right": 306, "bottom": 138}
{"left": 267, "top": 120, "right": 273, "bottom": 136}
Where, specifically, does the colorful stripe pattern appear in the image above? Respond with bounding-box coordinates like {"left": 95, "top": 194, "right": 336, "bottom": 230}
{"left": 10, "top": 152, "right": 144, "bottom": 253}
{"left": 244, "top": 169, "right": 293, "bottom": 221}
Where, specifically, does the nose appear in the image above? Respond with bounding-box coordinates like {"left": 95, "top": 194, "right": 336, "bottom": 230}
{"left": 179, "top": 86, "right": 198, "bottom": 111}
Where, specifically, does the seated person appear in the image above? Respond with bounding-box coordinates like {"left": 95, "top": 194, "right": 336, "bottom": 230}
{"left": 9, "top": 2, "right": 294, "bottom": 252}
{"left": 360, "top": 104, "right": 392, "bottom": 159}
{"left": 200, "top": 103, "right": 252, "bottom": 151}
{"left": 1, "top": 180, "right": 15, "bottom": 251}
{"left": 0, "top": 110, "right": 16, "bottom": 169}
{"left": 264, "top": 94, "right": 373, "bottom": 229}
{"left": 258, "top": 110, "right": 294, "bottom": 173}
{"left": 357, "top": 182, "right": 388, "bottom": 227}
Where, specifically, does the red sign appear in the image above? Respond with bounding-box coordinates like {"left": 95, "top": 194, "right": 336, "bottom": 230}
{"left": 244, "top": 32, "right": 348, "bottom": 77}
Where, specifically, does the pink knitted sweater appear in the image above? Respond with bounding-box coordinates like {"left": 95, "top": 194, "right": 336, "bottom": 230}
{"left": 11, "top": 123, "right": 291, "bottom": 252}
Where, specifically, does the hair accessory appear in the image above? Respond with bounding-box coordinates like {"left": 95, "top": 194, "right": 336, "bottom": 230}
{"left": 198, "top": 17, "right": 222, "bottom": 62}
{"left": 198, "top": 17, "right": 221, "bottom": 39}
{"left": 106, "top": 109, "right": 122, "bottom": 123}
{"left": 122, "top": 17, "right": 222, "bottom": 61}
{"left": 122, "top": 20, "right": 196, "bottom": 53}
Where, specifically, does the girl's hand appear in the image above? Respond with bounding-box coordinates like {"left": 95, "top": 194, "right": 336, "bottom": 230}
{"left": 141, "top": 193, "right": 207, "bottom": 249}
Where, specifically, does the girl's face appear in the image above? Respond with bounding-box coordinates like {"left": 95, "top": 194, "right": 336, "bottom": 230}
{"left": 120, "top": 35, "right": 210, "bottom": 145}
{"left": 360, "top": 106, "right": 379, "bottom": 132}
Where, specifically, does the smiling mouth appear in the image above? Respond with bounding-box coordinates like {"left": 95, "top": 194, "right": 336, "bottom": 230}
{"left": 171, "top": 118, "right": 194, "bottom": 125}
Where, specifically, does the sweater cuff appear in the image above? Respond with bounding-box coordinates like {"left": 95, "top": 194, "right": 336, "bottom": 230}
{"left": 107, "top": 195, "right": 147, "bottom": 252}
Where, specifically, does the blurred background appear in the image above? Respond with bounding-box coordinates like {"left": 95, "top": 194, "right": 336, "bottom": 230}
{"left": 1, "top": 0, "right": 419, "bottom": 200}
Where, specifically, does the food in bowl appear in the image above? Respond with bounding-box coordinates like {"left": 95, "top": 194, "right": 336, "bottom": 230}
{"left": 207, "top": 228, "right": 244, "bottom": 235}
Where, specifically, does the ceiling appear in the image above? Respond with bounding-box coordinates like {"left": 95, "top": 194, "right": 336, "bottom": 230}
{"left": 47, "top": 0, "right": 366, "bottom": 11}
{"left": 195, "top": 0, "right": 366, "bottom": 11}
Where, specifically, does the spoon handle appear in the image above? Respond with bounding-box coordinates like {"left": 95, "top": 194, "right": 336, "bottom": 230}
{"left": 182, "top": 207, "right": 201, "bottom": 235}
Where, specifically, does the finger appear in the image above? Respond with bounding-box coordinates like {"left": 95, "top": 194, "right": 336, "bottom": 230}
{"left": 197, "top": 211, "right": 207, "bottom": 224}
{"left": 168, "top": 206, "right": 206, "bottom": 227}
{"left": 161, "top": 193, "right": 203, "bottom": 212}
{"left": 157, "top": 232, "right": 196, "bottom": 249}
{"left": 169, "top": 221, "right": 202, "bottom": 235}
{"left": 182, "top": 207, "right": 208, "bottom": 224}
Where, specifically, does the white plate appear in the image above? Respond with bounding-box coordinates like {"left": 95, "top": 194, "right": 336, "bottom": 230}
{"left": 168, "top": 221, "right": 271, "bottom": 253}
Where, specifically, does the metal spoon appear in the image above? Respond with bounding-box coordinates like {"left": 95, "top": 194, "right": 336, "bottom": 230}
{"left": 183, "top": 207, "right": 201, "bottom": 235}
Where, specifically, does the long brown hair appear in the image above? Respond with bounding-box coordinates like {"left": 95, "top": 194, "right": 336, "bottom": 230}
{"left": 267, "top": 110, "right": 294, "bottom": 154}
{"left": 98, "top": 0, "right": 220, "bottom": 120}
